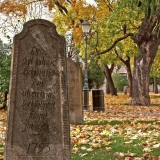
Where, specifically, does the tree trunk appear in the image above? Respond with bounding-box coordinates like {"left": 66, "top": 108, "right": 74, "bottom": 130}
{"left": 114, "top": 49, "right": 133, "bottom": 97}
{"left": 131, "top": 16, "right": 160, "bottom": 106}
{"left": 103, "top": 64, "right": 117, "bottom": 96}
{"left": 124, "top": 57, "right": 132, "bottom": 97}
{"left": 132, "top": 41, "right": 158, "bottom": 105}
{"left": 154, "top": 77, "right": 158, "bottom": 94}
{"left": 106, "top": 80, "right": 110, "bottom": 94}
{"left": 106, "top": 83, "right": 110, "bottom": 94}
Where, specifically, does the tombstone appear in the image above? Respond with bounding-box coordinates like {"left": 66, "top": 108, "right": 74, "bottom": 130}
{"left": 67, "top": 58, "right": 83, "bottom": 125}
{"left": 92, "top": 89, "right": 105, "bottom": 112}
{"left": 123, "top": 86, "right": 127, "bottom": 94}
{"left": 4, "top": 19, "right": 71, "bottom": 160}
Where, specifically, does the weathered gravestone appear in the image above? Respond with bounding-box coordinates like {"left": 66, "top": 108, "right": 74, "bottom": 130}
{"left": 67, "top": 58, "right": 83, "bottom": 125}
{"left": 4, "top": 19, "right": 71, "bottom": 160}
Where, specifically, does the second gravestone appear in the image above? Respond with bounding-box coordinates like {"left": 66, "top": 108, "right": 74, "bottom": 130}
{"left": 67, "top": 58, "right": 83, "bottom": 125}
{"left": 4, "top": 19, "right": 71, "bottom": 160}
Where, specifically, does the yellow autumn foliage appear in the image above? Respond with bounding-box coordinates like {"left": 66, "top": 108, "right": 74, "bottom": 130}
{"left": 72, "top": 27, "right": 83, "bottom": 44}
{"left": 0, "top": 1, "right": 27, "bottom": 15}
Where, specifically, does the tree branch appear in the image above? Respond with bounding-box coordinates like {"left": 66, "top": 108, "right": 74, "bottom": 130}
{"left": 110, "top": 63, "right": 115, "bottom": 72}
{"left": 129, "top": 20, "right": 139, "bottom": 29}
{"left": 114, "top": 48, "right": 125, "bottom": 64}
{"left": 55, "top": 1, "right": 68, "bottom": 14}
{"left": 95, "top": 33, "right": 134, "bottom": 55}
{"left": 106, "top": 0, "right": 114, "bottom": 12}
{"left": 114, "top": 49, "right": 131, "bottom": 66}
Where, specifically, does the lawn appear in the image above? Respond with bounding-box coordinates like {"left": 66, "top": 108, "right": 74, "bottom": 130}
{"left": 71, "top": 93, "right": 160, "bottom": 160}
{"left": 0, "top": 93, "right": 160, "bottom": 160}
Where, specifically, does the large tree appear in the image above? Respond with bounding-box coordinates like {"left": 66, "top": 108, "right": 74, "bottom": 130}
{"left": 131, "top": 1, "right": 160, "bottom": 105}
{"left": 95, "top": 0, "right": 160, "bottom": 106}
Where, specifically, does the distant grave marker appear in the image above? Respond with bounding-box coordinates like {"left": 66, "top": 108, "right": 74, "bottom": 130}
{"left": 4, "top": 19, "right": 71, "bottom": 160}
{"left": 67, "top": 58, "right": 83, "bottom": 125}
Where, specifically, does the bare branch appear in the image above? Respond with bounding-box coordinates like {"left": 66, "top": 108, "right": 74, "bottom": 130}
{"left": 95, "top": 33, "right": 134, "bottom": 55}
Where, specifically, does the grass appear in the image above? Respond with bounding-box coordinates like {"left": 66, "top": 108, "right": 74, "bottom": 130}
{"left": 109, "top": 136, "right": 143, "bottom": 156}
{"left": 0, "top": 145, "right": 4, "bottom": 160}
{"left": 71, "top": 119, "right": 160, "bottom": 159}
{"left": 85, "top": 120, "right": 129, "bottom": 125}
{"left": 72, "top": 133, "right": 160, "bottom": 160}
{"left": 150, "top": 95, "right": 160, "bottom": 98}
{"left": 72, "top": 136, "right": 160, "bottom": 159}
{"left": 85, "top": 120, "right": 160, "bottom": 125}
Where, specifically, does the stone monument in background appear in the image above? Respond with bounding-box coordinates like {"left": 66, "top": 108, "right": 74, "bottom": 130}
{"left": 4, "top": 19, "right": 71, "bottom": 160}
{"left": 67, "top": 58, "right": 83, "bottom": 125}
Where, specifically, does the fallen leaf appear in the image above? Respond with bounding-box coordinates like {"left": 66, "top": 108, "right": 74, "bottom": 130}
{"left": 105, "top": 147, "right": 112, "bottom": 151}
{"left": 86, "top": 148, "right": 93, "bottom": 152}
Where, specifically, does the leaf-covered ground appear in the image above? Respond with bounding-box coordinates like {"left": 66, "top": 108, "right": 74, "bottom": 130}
{"left": 0, "top": 93, "right": 160, "bottom": 159}
{"left": 71, "top": 93, "right": 160, "bottom": 159}
{"left": 87, "top": 93, "right": 160, "bottom": 122}
{"left": 0, "top": 109, "right": 6, "bottom": 160}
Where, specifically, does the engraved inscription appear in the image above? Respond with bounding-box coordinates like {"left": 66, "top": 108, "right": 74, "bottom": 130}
{"left": 27, "top": 143, "right": 50, "bottom": 154}
{"left": 19, "top": 45, "right": 59, "bottom": 155}
{"left": 31, "top": 79, "right": 44, "bottom": 87}
{"left": 23, "top": 123, "right": 49, "bottom": 132}
{"left": 22, "top": 89, "right": 55, "bottom": 99}
{"left": 22, "top": 58, "right": 33, "bottom": 66}
{"left": 35, "top": 57, "right": 56, "bottom": 66}
{"left": 22, "top": 68, "right": 57, "bottom": 78}
{"left": 31, "top": 46, "right": 47, "bottom": 55}
{"left": 22, "top": 57, "right": 57, "bottom": 67}
{"left": 19, "top": 46, "right": 60, "bottom": 154}
{"left": 29, "top": 111, "right": 47, "bottom": 119}
{"left": 21, "top": 100, "right": 55, "bottom": 110}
